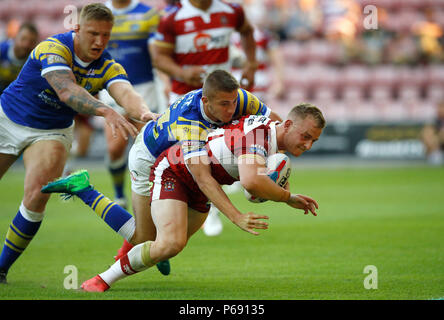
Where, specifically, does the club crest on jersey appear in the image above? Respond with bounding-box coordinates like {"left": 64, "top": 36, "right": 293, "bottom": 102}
{"left": 164, "top": 180, "right": 175, "bottom": 192}
{"left": 194, "top": 33, "right": 211, "bottom": 51}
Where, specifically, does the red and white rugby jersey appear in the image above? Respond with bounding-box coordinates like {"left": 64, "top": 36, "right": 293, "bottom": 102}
{"left": 206, "top": 114, "right": 278, "bottom": 182}
{"left": 231, "top": 28, "right": 277, "bottom": 98}
{"left": 154, "top": 0, "right": 246, "bottom": 95}
{"left": 150, "top": 114, "right": 278, "bottom": 194}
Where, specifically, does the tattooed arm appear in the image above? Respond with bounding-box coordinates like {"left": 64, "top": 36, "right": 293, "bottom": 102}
{"left": 108, "top": 81, "right": 160, "bottom": 123}
{"left": 44, "top": 69, "right": 138, "bottom": 139}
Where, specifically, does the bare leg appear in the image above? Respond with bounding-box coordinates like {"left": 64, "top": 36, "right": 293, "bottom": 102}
{"left": 0, "top": 153, "right": 19, "bottom": 179}
{"left": 22, "top": 140, "right": 68, "bottom": 212}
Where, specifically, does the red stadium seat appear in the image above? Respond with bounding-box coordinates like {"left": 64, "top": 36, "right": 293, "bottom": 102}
{"left": 408, "top": 100, "right": 437, "bottom": 121}
{"left": 347, "top": 100, "right": 380, "bottom": 122}
{"left": 341, "top": 65, "right": 371, "bottom": 88}
{"left": 342, "top": 86, "right": 366, "bottom": 102}
{"left": 281, "top": 42, "right": 305, "bottom": 65}
{"left": 321, "top": 101, "right": 348, "bottom": 122}
{"left": 398, "top": 85, "right": 422, "bottom": 102}
{"left": 426, "top": 85, "right": 444, "bottom": 102}
{"left": 380, "top": 100, "right": 410, "bottom": 121}
{"left": 369, "top": 85, "right": 393, "bottom": 102}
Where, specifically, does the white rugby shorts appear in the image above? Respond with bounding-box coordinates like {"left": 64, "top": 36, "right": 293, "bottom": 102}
{"left": 128, "top": 122, "right": 157, "bottom": 196}
{"left": 0, "top": 102, "right": 74, "bottom": 156}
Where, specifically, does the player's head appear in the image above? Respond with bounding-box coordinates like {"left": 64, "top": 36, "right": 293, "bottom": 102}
{"left": 74, "top": 3, "right": 114, "bottom": 62}
{"left": 278, "top": 103, "right": 325, "bottom": 157}
{"left": 202, "top": 70, "right": 240, "bottom": 124}
{"left": 14, "top": 23, "right": 38, "bottom": 60}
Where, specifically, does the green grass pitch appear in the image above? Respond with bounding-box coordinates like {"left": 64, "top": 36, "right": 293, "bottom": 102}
{"left": 0, "top": 165, "right": 443, "bottom": 300}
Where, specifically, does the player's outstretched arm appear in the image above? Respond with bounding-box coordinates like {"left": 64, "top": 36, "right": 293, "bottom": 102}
{"left": 238, "top": 156, "right": 318, "bottom": 216}
{"left": 44, "top": 69, "right": 138, "bottom": 139}
{"left": 186, "top": 155, "right": 269, "bottom": 235}
{"left": 108, "top": 81, "right": 159, "bottom": 123}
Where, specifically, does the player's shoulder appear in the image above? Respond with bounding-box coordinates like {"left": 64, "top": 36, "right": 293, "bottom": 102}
{"left": 33, "top": 31, "right": 74, "bottom": 62}
{"left": 176, "top": 90, "right": 202, "bottom": 113}
{"left": 134, "top": 1, "right": 158, "bottom": 15}
{"left": 161, "top": 3, "right": 181, "bottom": 20}
{"left": 162, "top": 3, "right": 180, "bottom": 17}
{"left": 46, "top": 31, "right": 74, "bottom": 47}
{"left": 237, "top": 88, "right": 261, "bottom": 106}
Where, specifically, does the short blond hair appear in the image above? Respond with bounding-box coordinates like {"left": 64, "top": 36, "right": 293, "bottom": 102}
{"left": 79, "top": 3, "right": 114, "bottom": 24}
{"left": 288, "top": 103, "right": 326, "bottom": 129}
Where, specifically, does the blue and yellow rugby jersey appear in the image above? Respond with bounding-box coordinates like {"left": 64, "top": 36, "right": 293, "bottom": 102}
{"left": 143, "top": 88, "right": 271, "bottom": 159}
{"left": 106, "top": 0, "right": 160, "bottom": 85}
{"left": 0, "top": 39, "right": 27, "bottom": 94}
{"left": 0, "top": 31, "right": 129, "bottom": 130}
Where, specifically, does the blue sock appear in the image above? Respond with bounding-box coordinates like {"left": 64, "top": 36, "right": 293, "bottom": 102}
{"left": 0, "top": 204, "right": 43, "bottom": 272}
{"left": 76, "top": 188, "right": 134, "bottom": 239}
{"left": 109, "top": 161, "right": 126, "bottom": 200}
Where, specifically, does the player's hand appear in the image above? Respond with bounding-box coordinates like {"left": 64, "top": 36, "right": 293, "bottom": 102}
{"left": 240, "top": 62, "right": 257, "bottom": 91}
{"left": 286, "top": 194, "right": 319, "bottom": 216}
{"left": 103, "top": 108, "right": 139, "bottom": 140}
{"left": 181, "top": 66, "right": 205, "bottom": 87}
{"left": 234, "top": 212, "right": 269, "bottom": 235}
{"left": 141, "top": 111, "right": 161, "bottom": 122}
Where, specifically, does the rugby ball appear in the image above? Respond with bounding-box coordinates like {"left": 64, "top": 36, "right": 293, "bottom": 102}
{"left": 244, "top": 153, "right": 291, "bottom": 203}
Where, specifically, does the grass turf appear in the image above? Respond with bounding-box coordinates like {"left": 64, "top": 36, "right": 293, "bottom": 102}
{"left": 0, "top": 165, "right": 443, "bottom": 300}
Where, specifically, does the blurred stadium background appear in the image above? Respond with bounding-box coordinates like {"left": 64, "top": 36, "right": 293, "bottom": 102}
{"left": 2, "top": 0, "right": 444, "bottom": 164}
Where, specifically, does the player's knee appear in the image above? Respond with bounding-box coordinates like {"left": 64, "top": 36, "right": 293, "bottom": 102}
{"left": 24, "top": 184, "right": 49, "bottom": 213}
{"left": 159, "top": 238, "right": 187, "bottom": 259}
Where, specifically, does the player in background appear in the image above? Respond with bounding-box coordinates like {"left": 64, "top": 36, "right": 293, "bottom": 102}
{"left": 96, "top": 0, "right": 168, "bottom": 209}
{"left": 230, "top": 29, "right": 285, "bottom": 103}
{"left": 0, "top": 3, "right": 157, "bottom": 284}
{"left": 422, "top": 100, "right": 444, "bottom": 165}
{"left": 0, "top": 22, "right": 39, "bottom": 94}
{"left": 42, "top": 103, "right": 325, "bottom": 292}
{"left": 151, "top": 0, "right": 259, "bottom": 105}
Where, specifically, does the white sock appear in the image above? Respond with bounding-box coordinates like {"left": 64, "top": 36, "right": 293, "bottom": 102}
{"left": 117, "top": 217, "right": 135, "bottom": 241}
{"left": 99, "top": 242, "right": 152, "bottom": 286}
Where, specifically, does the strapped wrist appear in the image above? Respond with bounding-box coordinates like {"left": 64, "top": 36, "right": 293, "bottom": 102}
{"left": 280, "top": 190, "right": 291, "bottom": 203}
